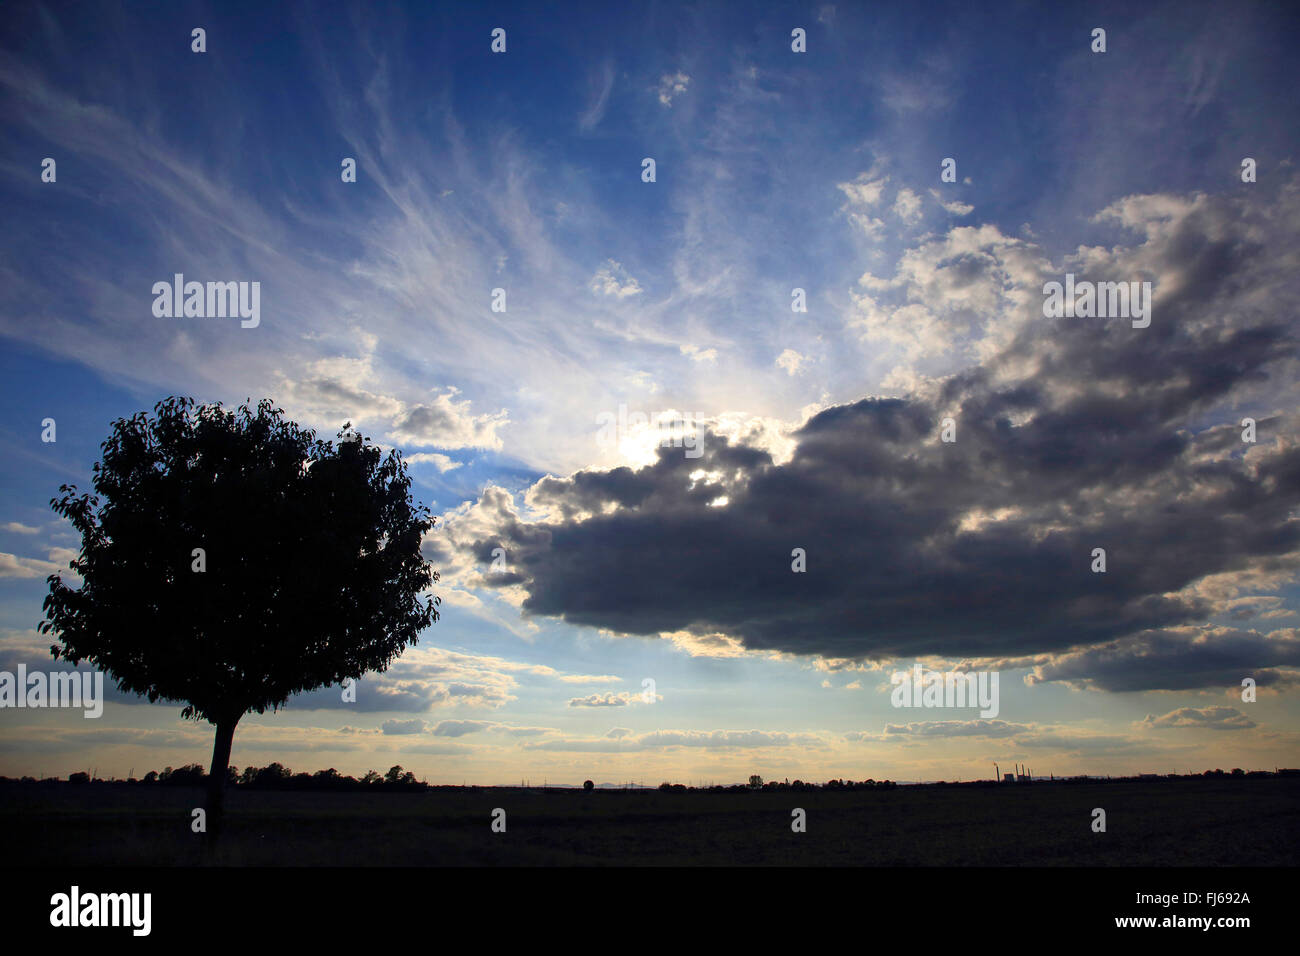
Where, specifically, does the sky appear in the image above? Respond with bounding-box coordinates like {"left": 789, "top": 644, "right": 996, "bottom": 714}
{"left": 1, "top": 0, "right": 1299, "bottom": 785}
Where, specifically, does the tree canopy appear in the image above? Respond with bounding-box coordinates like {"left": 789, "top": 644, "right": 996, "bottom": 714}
{"left": 41, "top": 396, "right": 439, "bottom": 722}
{"left": 39, "top": 396, "right": 440, "bottom": 848}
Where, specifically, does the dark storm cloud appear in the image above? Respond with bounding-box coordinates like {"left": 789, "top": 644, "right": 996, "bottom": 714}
{"left": 1027, "top": 626, "right": 1300, "bottom": 692}
{"left": 459, "top": 184, "right": 1300, "bottom": 689}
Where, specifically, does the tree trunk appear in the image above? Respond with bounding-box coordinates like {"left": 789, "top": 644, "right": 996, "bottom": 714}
{"left": 203, "top": 716, "right": 239, "bottom": 862}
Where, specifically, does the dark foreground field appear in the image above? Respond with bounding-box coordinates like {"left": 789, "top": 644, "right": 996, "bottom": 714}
{"left": 4, "top": 777, "right": 1296, "bottom": 866}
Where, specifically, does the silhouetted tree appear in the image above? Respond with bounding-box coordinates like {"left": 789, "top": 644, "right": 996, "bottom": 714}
{"left": 163, "top": 764, "right": 206, "bottom": 786}
{"left": 252, "top": 762, "right": 290, "bottom": 788}
{"left": 40, "top": 397, "right": 439, "bottom": 853}
{"left": 314, "top": 768, "right": 342, "bottom": 787}
{"left": 584, "top": 780, "right": 595, "bottom": 791}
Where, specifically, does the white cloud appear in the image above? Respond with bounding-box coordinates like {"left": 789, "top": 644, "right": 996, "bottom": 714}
{"left": 567, "top": 691, "right": 657, "bottom": 707}
{"left": 590, "top": 259, "right": 643, "bottom": 298}
{"left": 837, "top": 173, "right": 889, "bottom": 207}
{"left": 776, "top": 349, "right": 809, "bottom": 376}
{"left": 655, "top": 72, "right": 690, "bottom": 107}
{"left": 0, "top": 549, "right": 76, "bottom": 579}
{"left": 680, "top": 344, "right": 717, "bottom": 364}
{"left": 388, "top": 387, "right": 509, "bottom": 450}
{"left": 404, "top": 452, "right": 463, "bottom": 472}
{"left": 930, "top": 188, "right": 973, "bottom": 216}
{"left": 893, "top": 187, "right": 923, "bottom": 225}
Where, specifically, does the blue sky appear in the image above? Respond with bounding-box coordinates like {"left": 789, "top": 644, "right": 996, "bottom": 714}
{"left": 2, "top": 0, "right": 1299, "bottom": 785}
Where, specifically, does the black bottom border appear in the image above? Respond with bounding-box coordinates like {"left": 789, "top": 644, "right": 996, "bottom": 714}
{"left": 7, "top": 866, "right": 1282, "bottom": 941}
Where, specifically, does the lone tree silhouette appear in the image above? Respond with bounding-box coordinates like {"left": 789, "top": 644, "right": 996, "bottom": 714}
{"left": 40, "top": 397, "right": 439, "bottom": 852}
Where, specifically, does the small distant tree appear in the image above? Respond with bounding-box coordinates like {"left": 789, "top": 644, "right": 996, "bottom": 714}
{"left": 748, "top": 774, "right": 762, "bottom": 789}
{"left": 361, "top": 770, "right": 382, "bottom": 785}
{"left": 583, "top": 779, "right": 594, "bottom": 791}
{"left": 39, "top": 397, "right": 439, "bottom": 851}
{"left": 253, "top": 763, "right": 291, "bottom": 788}
{"left": 314, "top": 768, "right": 342, "bottom": 786}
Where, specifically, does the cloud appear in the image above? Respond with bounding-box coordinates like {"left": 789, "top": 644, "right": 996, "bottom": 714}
{"left": 659, "top": 630, "right": 751, "bottom": 658}
{"left": 1, "top": 522, "right": 40, "bottom": 534}
{"left": 776, "top": 349, "right": 809, "bottom": 376}
{"left": 388, "top": 388, "right": 508, "bottom": 450}
{"left": 381, "top": 718, "right": 428, "bottom": 735}
{"left": 404, "top": 452, "right": 463, "bottom": 473}
{"left": 567, "top": 691, "right": 655, "bottom": 708}
{"left": 524, "top": 728, "right": 823, "bottom": 752}
{"left": 837, "top": 173, "right": 889, "bottom": 207}
{"left": 930, "top": 188, "right": 973, "bottom": 216}
{"left": 578, "top": 58, "right": 615, "bottom": 131}
{"left": 1026, "top": 627, "right": 1300, "bottom": 693}
{"left": 456, "top": 181, "right": 1300, "bottom": 688}
{"left": 853, "top": 719, "right": 1031, "bottom": 740}
{"left": 680, "top": 344, "right": 717, "bottom": 364}
{"left": 0, "top": 548, "right": 76, "bottom": 579}
{"left": 837, "top": 170, "right": 892, "bottom": 239}
{"left": 590, "top": 260, "right": 643, "bottom": 299}
{"left": 848, "top": 222, "right": 1046, "bottom": 363}
{"left": 430, "top": 719, "right": 495, "bottom": 737}
{"left": 556, "top": 673, "right": 622, "bottom": 684}
{"left": 282, "top": 645, "right": 567, "bottom": 713}
{"left": 874, "top": 54, "right": 955, "bottom": 114}
{"left": 655, "top": 72, "right": 690, "bottom": 107}
{"left": 1141, "top": 706, "right": 1257, "bottom": 731}
{"left": 893, "top": 188, "right": 923, "bottom": 225}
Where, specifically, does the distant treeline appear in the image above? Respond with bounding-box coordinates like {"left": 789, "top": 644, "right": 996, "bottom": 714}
{"left": 673, "top": 778, "right": 900, "bottom": 792}
{"left": 2, "top": 763, "right": 426, "bottom": 791}
{"left": 1, "top": 766, "right": 1294, "bottom": 791}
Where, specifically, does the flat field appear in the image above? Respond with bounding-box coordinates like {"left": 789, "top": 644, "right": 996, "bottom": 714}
{"left": 4, "top": 777, "right": 1295, "bottom": 866}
